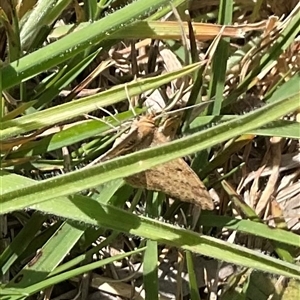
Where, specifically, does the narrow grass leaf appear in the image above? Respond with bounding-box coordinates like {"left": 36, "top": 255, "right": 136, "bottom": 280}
{"left": 1, "top": 0, "right": 171, "bottom": 90}
{"left": 3, "top": 248, "right": 146, "bottom": 297}
{"left": 0, "top": 63, "right": 200, "bottom": 139}
{"left": 1, "top": 95, "right": 298, "bottom": 212}
{"left": 7, "top": 222, "right": 85, "bottom": 288}
{"left": 200, "top": 215, "right": 300, "bottom": 247}
{"left": 144, "top": 240, "right": 159, "bottom": 300}
{"left": 0, "top": 213, "right": 47, "bottom": 275}
{"left": 186, "top": 251, "right": 201, "bottom": 300}
{"left": 30, "top": 195, "right": 300, "bottom": 279}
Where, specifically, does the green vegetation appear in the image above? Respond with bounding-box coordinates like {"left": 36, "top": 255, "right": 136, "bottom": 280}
{"left": 1, "top": 0, "right": 299, "bottom": 299}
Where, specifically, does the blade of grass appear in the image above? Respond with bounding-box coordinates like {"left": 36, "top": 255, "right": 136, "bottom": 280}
{"left": 199, "top": 215, "right": 300, "bottom": 248}
{"left": 32, "top": 48, "right": 102, "bottom": 109}
{"left": 189, "top": 117, "right": 300, "bottom": 140}
{"left": 0, "top": 213, "right": 47, "bottom": 276}
{"left": 1, "top": 0, "right": 171, "bottom": 90}
{"left": 144, "top": 240, "right": 159, "bottom": 300}
{"left": 208, "top": 0, "right": 233, "bottom": 114}
{"left": 186, "top": 251, "right": 201, "bottom": 300}
{"left": 0, "top": 63, "right": 201, "bottom": 139}
{"left": 1, "top": 173, "right": 299, "bottom": 279}
{"left": 7, "top": 221, "right": 85, "bottom": 289}
{"left": 1, "top": 93, "right": 298, "bottom": 212}
{"left": 20, "top": 0, "right": 72, "bottom": 50}
{"left": 31, "top": 194, "right": 300, "bottom": 279}
{"left": 4, "top": 247, "right": 146, "bottom": 298}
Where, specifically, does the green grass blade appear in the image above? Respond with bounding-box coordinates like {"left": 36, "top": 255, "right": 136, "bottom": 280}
{"left": 1, "top": 94, "right": 298, "bottom": 212}
{"left": 31, "top": 195, "right": 300, "bottom": 279}
{"left": 200, "top": 215, "right": 300, "bottom": 248}
{"left": 0, "top": 63, "right": 200, "bottom": 139}
{"left": 208, "top": 0, "right": 233, "bottom": 114}
{"left": 1, "top": 172, "right": 299, "bottom": 279}
{"left": 0, "top": 213, "right": 47, "bottom": 275}
{"left": 144, "top": 240, "right": 159, "bottom": 300}
{"left": 3, "top": 248, "right": 146, "bottom": 297}
{"left": 1, "top": 0, "right": 170, "bottom": 90}
{"left": 186, "top": 251, "right": 201, "bottom": 300}
{"left": 7, "top": 222, "right": 85, "bottom": 289}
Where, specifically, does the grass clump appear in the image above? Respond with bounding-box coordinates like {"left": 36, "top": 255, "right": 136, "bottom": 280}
{"left": 0, "top": 1, "right": 299, "bottom": 299}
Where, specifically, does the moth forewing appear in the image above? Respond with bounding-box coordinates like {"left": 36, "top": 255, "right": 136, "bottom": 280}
{"left": 93, "top": 112, "right": 213, "bottom": 210}
{"left": 125, "top": 124, "right": 214, "bottom": 210}
{"left": 125, "top": 159, "right": 214, "bottom": 210}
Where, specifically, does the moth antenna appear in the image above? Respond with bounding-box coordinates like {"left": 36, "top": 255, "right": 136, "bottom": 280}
{"left": 154, "top": 100, "right": 214, "bottom": 121}
{"left": 82, "top": 123, "right": 131, "bottom": 169}
{"left": 97, "top": 105, "right": 122, "bottom": 126}
{"left": 84, "top": 112, "right": 119, "bottom": 131}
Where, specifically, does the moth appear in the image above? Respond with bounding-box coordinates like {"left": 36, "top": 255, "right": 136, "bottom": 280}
{"left": 101, "top": 115, "right": 214, "bottom": 210}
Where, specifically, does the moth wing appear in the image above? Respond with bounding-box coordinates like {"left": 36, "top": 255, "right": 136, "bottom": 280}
{"left": 126, "top": 158, "right": 214, "bottom": 210}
